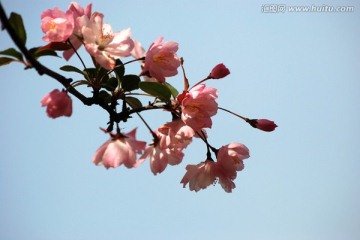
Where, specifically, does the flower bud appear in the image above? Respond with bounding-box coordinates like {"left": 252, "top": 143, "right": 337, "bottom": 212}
{"left": 247, "top": 119, "right": 277, "bottom": 132}
{"left": 209, "top": 63, "right": 230, "bottom": 79}
{"left": 41, "top": 89, "right": 72, "bottom": 118}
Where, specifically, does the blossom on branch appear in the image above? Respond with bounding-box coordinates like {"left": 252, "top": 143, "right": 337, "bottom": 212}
{"left": 92, "top": 128, "right": 146, "bottom": 169}
{"left": 180, "top": 160, "right": 218, "bottom": 192}
{"left": 140, "top": 37, "right": 181, "bottom": 82}
{"left": 135, "top": 120, "right": 194, "bottom": 175}
{"left": 0, "top": 1, "right": 279, "bottom": 193}
{"left": 41, "top": 7, "right": 75, "bottom": 42}
{"left": 130, "top": 39, "right": 157, "bottom": 82}
{"left": 137, "top": 136, "right": 185, "bottom": 175}
{"left": 180, "top": 84, "right": 218, "bottom": 131}
{"left": 63, "top": 2, "right": 92, "bottom": 60}
{"left": 157, "top": 119, "right": 195, "bottom": 150}
{"left": 216, "top": 143, "right": 250, "bottom": 192}
{"left": 80, "top": 12, "right": 134, "bottom": 70}
{"left": 181, "top": 143, "right": 249, "bottom": 193}
{"left": 40, "top": 89, "right": 72, "bottom": 118}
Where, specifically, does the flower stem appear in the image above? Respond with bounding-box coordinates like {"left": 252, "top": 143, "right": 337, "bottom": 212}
{"left": 195, "top": 130, "right": 218, "bottom": 159}
{"left": 124, "top": 98, "right": 158, "bottom": 140}
{"left": 67, "top": 39, "right": 87, "bottom": 70}
{"left": 107, "top": 57, "right": 145, "bottom": 75}
{"left": 189, "top": 76, "right": 211, "bottom": 90}
{"left": 124, "top": 57, "right": 145, "bottom": 65}
{"left": 135, "top": 111, "right": 158, "bottom": 141}
{"left": 218, "top": 107, "right": 249, "bottom": 122}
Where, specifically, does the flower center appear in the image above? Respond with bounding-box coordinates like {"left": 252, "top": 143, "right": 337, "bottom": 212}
{"left": 152, "top": 51, "right": 172, "bottom": 64}
{"left": 49, "top": 20, "right": 57, "bottom": 30}
{"left": 96, "top": 25, "right": 114, "bottom": 50}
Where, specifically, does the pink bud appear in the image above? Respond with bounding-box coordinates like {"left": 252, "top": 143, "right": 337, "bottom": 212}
{"left": 247, "top": 119, "right": 277, "bottom": 132}
{"left": 41, "top": 89, "right": 72, "bottom": 118}
{"left": 209, "top": 63, "right": 230, "bottom": 79}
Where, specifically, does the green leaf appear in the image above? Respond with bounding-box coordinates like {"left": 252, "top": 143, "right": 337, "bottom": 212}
{"left": 60, "top": 65, "right": 84, "bottom": 75}
{"left": 97, "top": 66, "right": 109, "bottom": 82}
{"left": 165, "top": 82, "right": 179, "bottom": 98}
{"left": 101, "top": 77, "right": 118, "bottom": 91}
{"left": 0, "top": 48, "right": 23, "bottom": 61}
{"left": 8, "top": 12, "right": 26, "bottom": 45}
{"left": 72, "top": 80, "right": 90, "bottom": 88}
{"left": 0, "top": 57, "right": 16, "bottom": 66}
{"left": 139, "top": 82, "right": 172, "bottom": 102}
{"left": 125, "top": 97, "right": 143, "bottom": 109}
{"left": 85, "top": 68, "right": 96, "bottom": 79}
{"left": 32, "top": 48, "right": 59, "bottom": 59}
{"left": 114, "top": 59, "right": 125, "bottom": 79}
{"left": 122, "top": 74, "right": 140, "bottom": 92}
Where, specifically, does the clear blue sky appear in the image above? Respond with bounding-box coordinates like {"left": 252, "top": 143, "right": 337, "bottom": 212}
{"left": 0, "top": 0, "right": 359, "bottom": 240}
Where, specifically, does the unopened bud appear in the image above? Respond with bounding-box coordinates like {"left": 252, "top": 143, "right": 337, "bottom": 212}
{"left": 247, "top": 119, "right": 277, "bottom": 132}
{"left": 209, "top": 63, "right": 230, "bottom": 79}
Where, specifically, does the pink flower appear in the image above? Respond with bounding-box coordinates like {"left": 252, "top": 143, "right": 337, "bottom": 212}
{"left": 215, "top": 143, "right": 250, "bottom": 192}
{"left": 92, "top": 128, "right": 146, "bottom": 169}
{"left": 141, "top": 37, "right": 181, "bottom": 82}
{"left": 209, "top": 63, "right": 230, "bottom": 79}
{"left": 247, "top": 119, "right": 278, "bottom": 132}
{"left": 130, "top": 39, "right": 157, "bottom": 82}
{"left": 41, "top": 7, "right": 75, "bottom": 42}
{"left": 181, "top": 143, "right": 249, "bottom": 193}
{"left": 68, "top": 2, "right": 92, "bottom": 24}
{"left": 215, "top": 170, "right": 236, "bottom": 193}
{"left": 130, "top": 39, "right": 146, "bottom": 60}
{"left": 157, "top": 119, "right": 195, "bottom": 150}
{"left": 180, "top": 160, "right": 218, "bottom": 192}
{"left": 135, "top": 130, "right": 185, "bottom": 175}
{"left": 135, "top": 120, "right": 195, "bottom": 175}
{"left": 63, "top": 2, "right": 92, "bottom": 60}
{"left": 40, "top": 89, "right": 72, "bottom": 118}
{"left": 80, "top": 12, "right": 134, "bottom": 69}
{"left": 138, "top": 143, "right": 184, "bottom": 175}
{"left": 180, "top": 84, "right": 218, "bottom": 131}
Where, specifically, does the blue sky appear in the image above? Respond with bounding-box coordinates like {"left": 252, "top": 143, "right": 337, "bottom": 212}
{"left": 0, "top": 0, "right": 359, "bottom": 239}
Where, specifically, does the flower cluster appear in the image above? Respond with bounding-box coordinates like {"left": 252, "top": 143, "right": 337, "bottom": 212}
{"left": 181, "top": 143, "right": 250, "bottom": 193}
{"left": 0, "top": 1, "right": 277, "bottom": 193}
{"left": 136, "top": 119, "right": 195, "bottom": 175}
{"left": 41, "top": 2, "right": 133, "bottom": 69}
